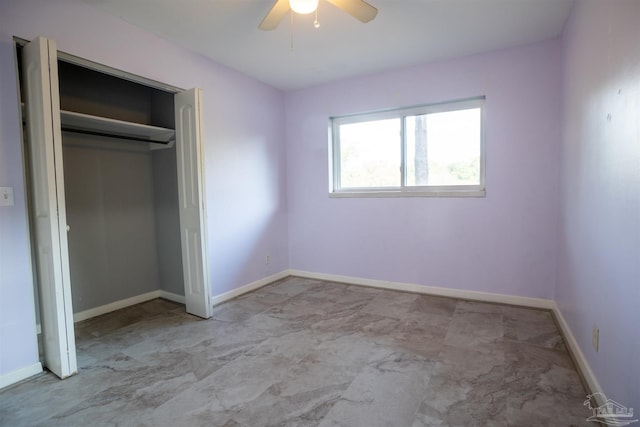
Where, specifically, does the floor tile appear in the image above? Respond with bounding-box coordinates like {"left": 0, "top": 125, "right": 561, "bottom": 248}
{"left": 0, "top": 281, "right": 592, "bottom": 427}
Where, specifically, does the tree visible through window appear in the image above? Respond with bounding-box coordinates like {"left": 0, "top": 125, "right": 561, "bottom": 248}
{"left": 330, "top": 97, "right": 485, "bottom": 196}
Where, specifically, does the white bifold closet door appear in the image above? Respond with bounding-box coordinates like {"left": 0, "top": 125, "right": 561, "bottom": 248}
{"left": 22, "top": 37, "right": 212, "bottom": 379}
{"left": 23, "top": 36, "right": 77, "bottom": 379}
{"left": 175, "top": 89, "right": 212, "bottom": 319}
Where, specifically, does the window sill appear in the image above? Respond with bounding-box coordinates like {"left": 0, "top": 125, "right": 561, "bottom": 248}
{"left": 329, "top": 189, "right": 486, "bottom": 198}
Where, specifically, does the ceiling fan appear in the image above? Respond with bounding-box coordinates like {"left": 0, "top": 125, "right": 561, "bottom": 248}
{"left": 259, "top": 0, "right": 378, "bottom": 31}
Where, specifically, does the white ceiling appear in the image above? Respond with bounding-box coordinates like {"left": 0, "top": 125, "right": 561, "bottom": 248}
{"left": 80, "top": 0, "right": 574, "bottom": 91}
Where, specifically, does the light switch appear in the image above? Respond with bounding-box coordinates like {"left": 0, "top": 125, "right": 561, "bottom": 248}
{"left": 0, "top": 187, "right": 15, "bottom": 206}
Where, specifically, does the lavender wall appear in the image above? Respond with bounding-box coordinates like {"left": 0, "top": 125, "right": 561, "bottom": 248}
{"left": 286, "top": 41, "right": 562, "bottom": 299}
{"left": 0, "top": 0, "right": 287, "bottom": 378}
{"left": 558, "top": 0, "right": 640, "bottom": 410}
{"left": 0, "top": 29, "right": 40, "bottom": 382}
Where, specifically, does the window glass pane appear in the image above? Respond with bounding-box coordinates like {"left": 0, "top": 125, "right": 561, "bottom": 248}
{"left": 339, "top": 118, "right": 401, "bottom": 188}
{"left": 406, "top": 108, "right": 481, "bottom": 186}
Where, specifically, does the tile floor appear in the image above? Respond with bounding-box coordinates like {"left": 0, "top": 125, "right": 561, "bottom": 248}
{"left": 0, "top": 277, "right": 594, "bottom": 426}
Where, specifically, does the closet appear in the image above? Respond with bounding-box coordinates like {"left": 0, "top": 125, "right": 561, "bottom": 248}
{"left": 58, "top": 58, "right": 192, "bottom": 314}
{"left": 19, "top": 36, "right": 212, "bottom": 380}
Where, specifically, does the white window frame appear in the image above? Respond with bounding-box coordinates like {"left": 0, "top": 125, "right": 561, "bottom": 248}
{"left": 329, "top": 97, "right": 486, "bottom": 198}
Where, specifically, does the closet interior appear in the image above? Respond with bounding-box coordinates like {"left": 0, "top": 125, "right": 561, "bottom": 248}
{"left": 21, "top": 52, "right": 186, "bottom": 317}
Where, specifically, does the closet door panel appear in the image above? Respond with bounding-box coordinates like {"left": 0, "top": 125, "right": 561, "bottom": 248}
{"left": 175, "top": 88, "right": 212, "bottom": 318}
{"left": 22, "top": 36, "right": 77, "bottom": 378}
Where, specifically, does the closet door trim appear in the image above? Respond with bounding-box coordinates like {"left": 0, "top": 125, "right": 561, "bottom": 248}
{"left": 59, "top": 52, "right": 183, "bottom": 93}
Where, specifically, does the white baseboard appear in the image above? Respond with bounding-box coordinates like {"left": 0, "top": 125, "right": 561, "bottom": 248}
{"left": 0, "top": 362, "right": 42, "bottom": 390}
{"left": 289, "top": 270, "right": 555, "bottom": 309}
{"left": 72, "top": 271, "right": 289, "bottom": 322}
{"left": 551, "top": 302, "right": 602, "bottom": 396}
{"left": 73, "top": 290, "right": 185, "bottom": 323}
{"left": 211, "top": 270, "right": 290, "bottom": 306}
{"left": 158, "top": 290, "right": 185, "bottom": 304}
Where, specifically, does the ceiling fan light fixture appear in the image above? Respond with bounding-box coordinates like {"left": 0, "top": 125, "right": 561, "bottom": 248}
{"left": 289, "top": 0, "right": 319, "bottom": 15}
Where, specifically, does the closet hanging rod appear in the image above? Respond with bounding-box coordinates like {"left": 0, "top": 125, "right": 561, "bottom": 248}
{"left": 61, "top": 127, "right": 175, "bottom": 145}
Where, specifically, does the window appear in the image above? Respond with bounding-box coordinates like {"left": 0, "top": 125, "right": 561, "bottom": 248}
{"left": 330, "top": 97, "right": 485, "bottom": 197}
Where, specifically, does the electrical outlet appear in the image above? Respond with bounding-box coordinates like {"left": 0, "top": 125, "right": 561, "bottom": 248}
{"left": 265, "top": 255, "right": 270, "bottom": 265}
{"left": 0, "top": 187, "right": 14, "bottom": 206}
{"left": 592, "top": 326, "right": 599, "bottom": 352}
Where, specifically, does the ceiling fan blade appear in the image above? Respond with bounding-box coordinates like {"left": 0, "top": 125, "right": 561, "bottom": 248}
{"left": 259, "top": 0, "right": 291, "bottom": 31}
{"left": 326, "top": 0, "right": 378, "bottom": 23}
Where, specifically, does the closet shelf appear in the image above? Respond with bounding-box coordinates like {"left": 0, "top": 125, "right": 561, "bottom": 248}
{"left": 60, "top": 110, "right": 175, "bottom": 144}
